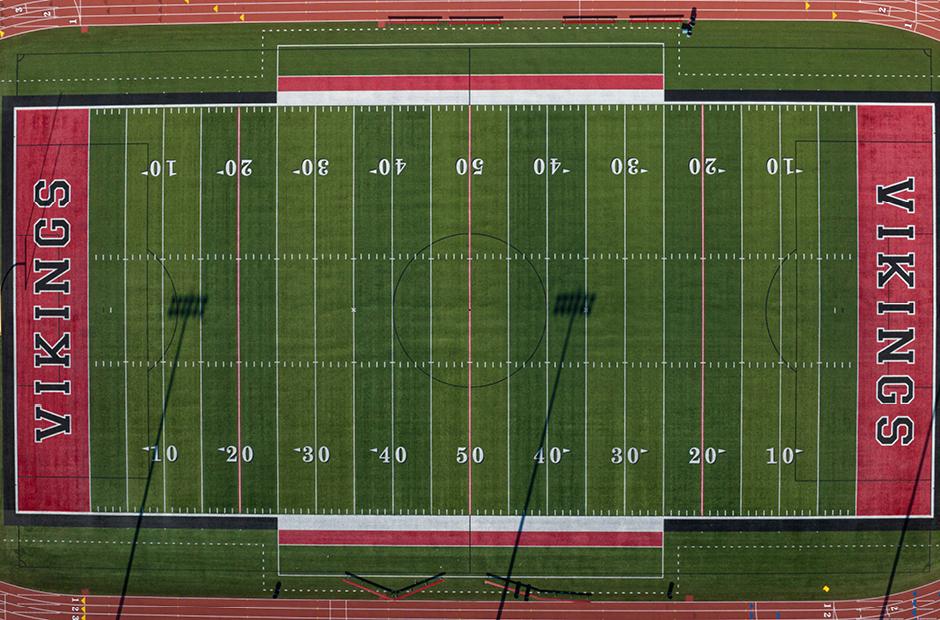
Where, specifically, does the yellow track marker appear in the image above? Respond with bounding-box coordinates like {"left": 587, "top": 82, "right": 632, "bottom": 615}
{"left": 212, "top": 4, "right": 219, "bottom": 12}
{"left": 239, "top": 13, "right": 245, "bottom": 20}
{"left": 831, "top": 10, "right": 838, "bottom": 18}
{"left": 822, "top": 585, "right": 831, "bottom": 592}
{"left": 0, "top": 31, "right": 5, "bottom": 38}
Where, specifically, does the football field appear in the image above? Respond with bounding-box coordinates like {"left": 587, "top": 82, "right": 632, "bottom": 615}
{"left": 10, "top": 101, "right": 935, "bottom": 523}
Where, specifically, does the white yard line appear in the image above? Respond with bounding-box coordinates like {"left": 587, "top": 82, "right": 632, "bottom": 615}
{"left": 777, "top": 106, "right": 783, "bottom": 515}
{"left": 816, "top": 106, "right": 822, "bottom": 515}
{"left": 198, "top": 109, "right": 205, "bottom": 513}
{"left": 161, "top": 108, "right": 167, "bottom": 512}
{"left": 351, "top": 108, "right": 357, "bottom": 513}
{"left": 739, "top": 106, "right": 744, "bottom": 514}
{"left": 853, "top": 106, "right": 859, "bottom": 517}
{"left": 390, "top": 107, "right": 396, "bottom": 513}
{"left": 583, "top": 106, "right": 588, "bottom": 514}
{"left": 275, "top": 106, "right": 281, "bottom": 514}
{"left": 506, "top": 105, "right": 511, "bottom": 514}
{"left": 86, "top": 110, "right": 93, "bottom": 512}
{"left": 622, "top": 105, "right": 627, "bottom": 515}
{"left": 661, "top": 105, "right": 666, "bottom": 516}
{"left": 544, "top": 107, "right": 550, "bottom": 514}
{"left": 313, "top": 107, "right": 319, "bottom": 512}
{"left": 428, "top": 108, "right": 434, "bottom": 513}
{"left": 123, "top": 110, "right": 130, "bottom": 511}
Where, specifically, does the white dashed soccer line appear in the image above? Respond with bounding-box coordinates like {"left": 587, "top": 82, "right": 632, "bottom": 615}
{"left": 91, "top": 251, "right": 856, "bottom": 261}
{"left": 93, "top": 359, "right": 857, "bottom": 370}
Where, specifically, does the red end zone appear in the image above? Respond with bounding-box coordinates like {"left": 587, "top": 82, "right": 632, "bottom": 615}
{"left": 856, "top": 104, "right": 935, "bottom": 517}
{"left": 14, "top": 108, "right": 91, "bottom": 512}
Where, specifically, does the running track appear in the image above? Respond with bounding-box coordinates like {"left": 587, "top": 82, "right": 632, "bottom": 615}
{"left": 1, "top": 0, "right": 939, "bottom": 42}
{"left": 1, "top": 577, "right": 939, "bottom": 619}
{"left": 1, "top": 0, "right": 939, "bottom": 618}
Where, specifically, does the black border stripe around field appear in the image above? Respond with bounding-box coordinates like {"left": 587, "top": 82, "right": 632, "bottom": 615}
{"left": 0, "top": 89, "right": 936, "bottom": 532}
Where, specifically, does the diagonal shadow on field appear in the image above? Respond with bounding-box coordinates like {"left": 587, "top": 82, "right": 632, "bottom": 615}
{"left": 114, "top": 293, "right": 205, "bottom": 620}
{"left": 495, "top": 289, "right": 595, "bottom": 620}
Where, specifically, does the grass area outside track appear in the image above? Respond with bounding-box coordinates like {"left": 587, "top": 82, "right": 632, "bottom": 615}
{"left": 0, "top": 526, "right": 936, "bottom": 601}
{"left": 275, "top": 44, "right": 665, "bottom": 77}
{"left": 2, "top": 21, "right": 940, "bottom": 96}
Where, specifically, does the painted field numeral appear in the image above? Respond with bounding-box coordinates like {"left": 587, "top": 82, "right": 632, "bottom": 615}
{"left": 220, "top": 445, "right": 253, "bottom": 463}
{"left": 689, "top": 446, "right": 724, "bottom": 464}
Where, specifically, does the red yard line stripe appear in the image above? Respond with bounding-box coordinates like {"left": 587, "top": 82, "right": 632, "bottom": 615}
{"left": 236, "top": 107, "right": 243, "bottom": 514}
{"left": 394, "top": 578, "right": 445, "bottom": 600}
{"left": 467, "top": 103, "right": 473, "bottom": 517}
{"left": 340, "top": 579, "right": 392, "bottom": 600}
{"left": 699, "top": 104, "right": 706, "bottom": 517}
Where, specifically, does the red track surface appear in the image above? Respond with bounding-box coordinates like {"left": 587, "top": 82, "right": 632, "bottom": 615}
{"left": 1, "top": 577, "right": 939, "bottom": 619}
{"left": 1, "top": 0, "right": 940, "bottom": 41}
{"left": 2, "top": 1, "right": 939, "bottom": 619}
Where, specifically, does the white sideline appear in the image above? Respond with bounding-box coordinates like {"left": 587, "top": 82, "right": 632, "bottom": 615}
{"left": 277, "top": 89, "right": 665, "bottom": 106}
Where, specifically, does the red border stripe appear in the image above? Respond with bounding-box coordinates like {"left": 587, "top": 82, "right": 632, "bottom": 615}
{"left": 15, "top": 108, "right": 91, "bottom": 512}
{"left": 277, "top": 74, "right": 664, "bottom": 92}
{"left": 278, "top": 529, "right": 663, "bottom": 547}
{"left": 855, "top": 104, "right": 934, "bottom": 516}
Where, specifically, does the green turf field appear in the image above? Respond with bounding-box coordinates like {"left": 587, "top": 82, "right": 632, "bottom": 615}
{"left": 84, "top": 103, "right": 858, "bottom": 519}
